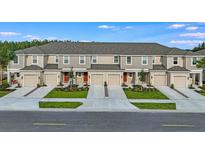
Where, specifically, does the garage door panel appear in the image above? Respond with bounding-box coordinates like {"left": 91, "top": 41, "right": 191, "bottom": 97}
{"left": 45, "top": 74, "right": 58, "bottom": 86}
{"left": 24, "top": 74, "right": 38, "bottom": 87}
{"left": 91, "top": 74, "right": 103, "bottom": 85}
{"left": 108, "top": 74, "right": 120, "bottom": 86}
{"left": 153, "top": 75, "right": 166, "bottom": 86}
{"left": 174, "top": 76, "right": 186, "bottom": 88}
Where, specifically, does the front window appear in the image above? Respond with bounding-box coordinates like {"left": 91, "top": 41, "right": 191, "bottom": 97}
{"left": 79, "top": 56, "right": 85, "bottom": 64}
{"left": 55, "top": 56, "right": 59, "bottom": 63}
{"left": 173, "top": 57, "right": 178, "bottom": 65}
{"left": 142, "top": 56, "right": 148, "bottom": 65}
{"left": 192, "top": 57, "right": 197, "bottom": 65}
{"left": 63, "top": 56, "right": 69, "bottom": 64}
{"left": 91, "top": 56, "right": 97, "bottom": 64}
{"left": 152, "top": 57, "right": 155, "bottom": 64}
{"left": 126, "top": 56, "right": 132, "bottom": 65}
{"left": 76, "top": 72, "right": 82, "bottom": 77}
{"left": 114, "top": 56, "right": 119, "bottom": 64}
{"left": 13, "top": 56, "right": 19, "bottom": 64}
{"left": 32, "top": 55, "right": 38, "bottom": 64}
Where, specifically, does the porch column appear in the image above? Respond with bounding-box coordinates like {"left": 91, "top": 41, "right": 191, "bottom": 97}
{"left": 199, "top": 72, "right": 203, "bottom": 87}
{"left": 135, "top": 72, "right": 139, "bottom": 85}
{"left": 7, "top": 70, "right": 11, "bottom": 86}
{"left": 192, "top": 73, "right": 196, "bottom": 85}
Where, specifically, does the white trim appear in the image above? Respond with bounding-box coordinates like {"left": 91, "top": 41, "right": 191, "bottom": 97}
{"left": 191, "top": 57, "right": 197, "bottom": 66}
{"left": 126, "top": 56, "right": 132, "bottom": 65}
{"left": 32, "top": 55, "right": 38, "bottom": 64}
{"left": 141, "top": 56, "right": 148, "bottom": 65}
{"left": 91, "top": 56, "right": 97, "bottom": 64}
{"left": 113, "top": 55, "right": 119, "bottom": 64}
{"left": 12, "top": 56, "right": 19, "bottom": 65}
{"left": 79, "top": 56, "right": 85, "bottom": 65}
{"left": 63, "top": 55, "right": 70, "bottom": 64}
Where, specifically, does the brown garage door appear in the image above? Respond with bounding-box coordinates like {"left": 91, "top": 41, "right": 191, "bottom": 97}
{"left": 153, "top": 75, "right": 166, "bottom": 86}
{"left": 91, "top": 74, "right": 103, "bottom": 85}
{"left": 24, "top": 74, "right": 38, "bottom": 87}
{"left": 45, "top": 74, "right": 58, "bottom": 86}
{"left": 174, "top": 76, "right": 186, "bottom": 88}
{"left": 108, "top": 74, "right": 120, "bottom": 86}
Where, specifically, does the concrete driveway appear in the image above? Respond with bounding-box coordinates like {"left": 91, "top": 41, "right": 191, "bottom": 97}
{"left": 4, "top": 87, "right": 36, "bottom": 98}
{"left": 176, "top": 88, "right": 205, "bottom": 99}
{"left": 155, "top": 86, "right": 186, "bottom": 100}
{"left": 108, "top": 86, "right": 127, "bottom": 99}
{"left": 87, "top": 85, "right": 104, "bottom": 98}
{"left": 26, "top": 86, "right": 55, "bottom": 98}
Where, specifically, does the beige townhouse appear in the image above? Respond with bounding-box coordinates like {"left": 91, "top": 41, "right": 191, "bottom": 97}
{"left": 7, "top": 42, "right": 204, "bottom": 88}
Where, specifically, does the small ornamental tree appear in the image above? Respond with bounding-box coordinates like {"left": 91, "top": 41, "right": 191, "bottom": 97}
{"left": 196, "top": 58, "right": 205, "bottom": 69}
{"left": 138, "top": 70, "right": 146, "bottom": 91}
{"left": 69, "top": 67, "right": 74, "bottom": 89}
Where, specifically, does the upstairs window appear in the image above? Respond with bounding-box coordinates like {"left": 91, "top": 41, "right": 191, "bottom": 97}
{"left": 114, "top": 56, "right": 119, "bottom": 64}
{"left": 91, "top": 56, "right": 97, "bottom": 64}
{"left": 32, "top": 55, "right": 38, "bottom": 64}
{"left": 192, "top": 57, "right": 197, "bottom": 66}
{"left": 79, "top": 56, "right": 85, "bottom": 64}
{"left": 63, "top": 56, "right": 70, "bottom": 64}
{"left": 126, "top": 56, "right": 132, "bottom": 65}
{"left": 173, "top": 57, "right": 178, "bottom": 65}
{"left": 13, "top": 56, "right": 19, "bottom": 64}
{"left": 55, "top": 56, "right": 59, "bottom": 63}
{"left": 142, "top": 56, "right": 148, "bottom": 65}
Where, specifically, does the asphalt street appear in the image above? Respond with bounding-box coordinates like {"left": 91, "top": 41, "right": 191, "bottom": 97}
{"left": 0, "top": 111, "right": 205, "bottom": 132}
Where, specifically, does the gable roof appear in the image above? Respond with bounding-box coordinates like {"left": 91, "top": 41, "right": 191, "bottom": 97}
{"left": 15, "top": 42, "right": 191, "bottom": 55}
{"left": 89, "top": 64, "right": 122, "bottom": 70}
{"left": 44, "top": 64, "right": 59, "bottom": 69}
{"left": 168, "top": 66, "right": 189, "bottom": 72}
{"left": 152, "top": 64, "right": 166, "bottom": 70}
{"left": 20, "top": 65, "right": 43, "bottom": 71}
{"left": 197, "top": 49, "right": 205, "bottom": 55}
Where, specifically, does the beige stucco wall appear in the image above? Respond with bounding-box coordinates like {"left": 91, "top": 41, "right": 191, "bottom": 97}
{"left": 120, "top": 56, "right": 153, "bottom": 69}
{"left": 153, "top": 56, "right": 162, "bottom": 64}
{"left": 8, "top": 55, "right": 25, "bottom": 69}
{"left": 166, "top": 56, "right": 184, "bottom": 69}
{"left": 26, "top": 55, "right": 44, "bottom": 68}
{"left": 185, "top": 57, "right": 202, "bottom": 70}
{"left": 58, "top": 55, "right": 91, "bottom": 68}
{"left": 97, "top": 55, "right": 114, "bottom": 64}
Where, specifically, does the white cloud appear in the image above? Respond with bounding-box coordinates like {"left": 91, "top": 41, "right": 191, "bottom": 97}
{"left": 170, "top": 40, "right": 204, "bottom": 45}
{"left": 186, "top": 26, "right": 199, "bottom": 30}
{"left": 168, "top": 24, "right": 186, "bottom": 29}
{"left": 180, "top": 32, "right": 205, "bottom": 38}
{"left": 98, "top": 25, "right": 115, "bottom": 29}
{"left": 124, "top": 26, "right": 134, "bottom": 29}
{"left": 0, "top": 32, "right": 21, "bottom": 36}
{"left": 24, "top": 34, "right": 41, "bottom": 40}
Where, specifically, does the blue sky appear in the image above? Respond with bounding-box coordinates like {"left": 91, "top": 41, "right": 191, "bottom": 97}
{"left": 0, "top": 22, "right": 205, "bottom": 49}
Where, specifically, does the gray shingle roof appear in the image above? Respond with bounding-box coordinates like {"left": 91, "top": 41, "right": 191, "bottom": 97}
{"left": 168, "top": 66, "right": 189, "bottom": 72}
{"left": 20, "top": 65, "right": 43, "bottom": 70}
{"left": 15, "top": 42, "right": 189, "bottom": 55}
{"left": 197, "top": 49, "right": 205, "bottom": 55}
{"left": 89, "top": 64, "right": 122, "bottom": 70}
{"left": 152, "top": 65, "right": 166, "bottom": 70}
{"left": 44, "top": 64, "right": 59, "bottom": 69}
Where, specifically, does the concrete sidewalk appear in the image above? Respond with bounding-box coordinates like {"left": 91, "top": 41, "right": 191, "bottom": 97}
{"left": 3, "top": 87, "right": 36, "bottom": 98}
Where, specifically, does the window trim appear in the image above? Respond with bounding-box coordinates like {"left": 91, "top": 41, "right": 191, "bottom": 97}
{"left": 13, "top": 55, "right": 19, "bottom": 65}
{"left": 191, "top": 57, "right": 197, "bottom": 66}
{"left": 173, "top": 57, "right": 178, "bottom": 65}
{"left": 32, "top": 55, "right": 38, "bottom": 64}
{"left": 63, "top": 55, "right": 70, "bottom": 64}
{"left": 126, "top": 56, "right": 132, "bottom": 65}
{"left": 91, "top": 56, "right": 97, "bottom": 64}
{"left": 113, "top": 55, "right": 119, "bottom": 64}
{"left": 55, "top": 56, "right": 59, "bottom": 64}
{"left": 79, "top": 56, "right": 86, "bottom": 65}
{"left": 141, "top": 56, "right": 148, "bottom": 65}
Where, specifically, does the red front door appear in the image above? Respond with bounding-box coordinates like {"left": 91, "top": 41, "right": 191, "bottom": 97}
{"left": 64, "top": 72, "right": 69, "bottom": 83}
{"left": 123, "top": 72, "right": 127, "bottom": 83}
{"left": 83, "top": 72, "right": 88, "bottom": 83}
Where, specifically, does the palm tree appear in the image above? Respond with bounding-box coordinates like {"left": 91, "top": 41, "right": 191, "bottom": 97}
{"left": 0, "top": 48, "right": 15, "bottom": 85}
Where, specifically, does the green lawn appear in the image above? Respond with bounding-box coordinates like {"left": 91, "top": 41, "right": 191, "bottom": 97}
{"left": 195, "top": 90, "right": 205, "bottom": 96}
{"left": 0, "top": 90, "right": 11, "bottom": 97}
{"left": 39, "top": 101, "right": 83, "bottom": 108}
{"left": 124, "top": 89, "right": 169, "bottom": 99}
{"left": 44, "top": 89, "right": 88, "bottom": 98}
{"left": 132, "top": 103, "right": 176, "bottom": 110}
